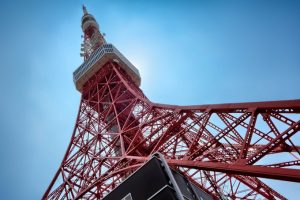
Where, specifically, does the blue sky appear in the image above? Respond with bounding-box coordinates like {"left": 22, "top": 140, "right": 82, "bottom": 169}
{"left": 0, "top": 0, "right": 299, "bottom": 199}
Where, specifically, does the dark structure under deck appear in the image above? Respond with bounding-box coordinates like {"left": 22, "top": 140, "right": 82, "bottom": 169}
{"left": 103, "top": 154, "right": 213, "bottom": 200}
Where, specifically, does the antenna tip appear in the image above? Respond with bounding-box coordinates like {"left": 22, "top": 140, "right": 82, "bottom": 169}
{"left": 82, "top": 5, "right": 88, "bottom": 14}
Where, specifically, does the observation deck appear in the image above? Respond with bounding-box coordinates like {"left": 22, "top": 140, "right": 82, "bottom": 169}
{"left": 73, "top": 44, "right": 141, "bottom": 92}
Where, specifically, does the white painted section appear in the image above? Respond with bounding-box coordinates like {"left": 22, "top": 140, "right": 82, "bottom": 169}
{"left": 73, "top": 44, "right": 141, "bottom": 92}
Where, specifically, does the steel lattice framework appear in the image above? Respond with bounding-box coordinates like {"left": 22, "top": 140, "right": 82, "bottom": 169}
{"left": 43, "top": 6, "right": 300, "bottom": 200}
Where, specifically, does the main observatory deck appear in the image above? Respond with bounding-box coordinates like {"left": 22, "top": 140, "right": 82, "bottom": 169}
{"left": 73, "top": 44, "right": 141, "bottom": 92}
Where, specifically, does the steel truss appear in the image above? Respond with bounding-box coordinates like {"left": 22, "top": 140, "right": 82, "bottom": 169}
{"left": 43, "top": 62, "right": 300, "bottom": 199}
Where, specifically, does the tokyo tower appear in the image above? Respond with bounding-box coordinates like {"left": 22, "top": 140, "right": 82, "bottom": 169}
{"left": 43, "top": 6, "right": 300, "bottom": 200}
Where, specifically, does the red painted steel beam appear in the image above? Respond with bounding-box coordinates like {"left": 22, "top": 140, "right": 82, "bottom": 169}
{"left": 167, "top": 159, "right": 300, "bottom": 183}
{"left": 153, "top": 99, "right": 300, "bottom": 112}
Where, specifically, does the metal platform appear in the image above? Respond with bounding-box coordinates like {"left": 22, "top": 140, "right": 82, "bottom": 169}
{"left": 73, "top": 44, "right": 141, "bottom": 92}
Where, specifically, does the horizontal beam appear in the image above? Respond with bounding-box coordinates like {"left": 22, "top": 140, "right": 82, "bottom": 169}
{"left": 153, "top": 99, "right": 300, "bottom": 112}
{"left": 168, "top": 159, "right": 300, "bottom": 183}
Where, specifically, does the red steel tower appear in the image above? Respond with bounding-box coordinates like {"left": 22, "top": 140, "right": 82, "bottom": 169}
{"left": 43, "top": 6, "right": 300, "bottom": 200}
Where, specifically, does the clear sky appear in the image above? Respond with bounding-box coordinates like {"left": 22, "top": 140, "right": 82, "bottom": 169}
{"left": 0, "top": 0, "right": 299, "bottom": 199}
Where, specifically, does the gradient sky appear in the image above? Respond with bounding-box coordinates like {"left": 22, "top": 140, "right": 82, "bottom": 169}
{"left": 0, "top": 0, "right": 299, "bottom": 199}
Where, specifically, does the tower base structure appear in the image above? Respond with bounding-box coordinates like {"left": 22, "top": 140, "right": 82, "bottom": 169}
{"left": 44, "top": 56, "right": 300, "bottom": 200}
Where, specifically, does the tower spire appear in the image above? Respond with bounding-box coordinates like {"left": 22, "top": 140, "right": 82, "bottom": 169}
{"left": 82, "top": 5, "right": 88, "bottom": 15}
{"left": 80, "top": 5, "right": 106, "bottom": 60}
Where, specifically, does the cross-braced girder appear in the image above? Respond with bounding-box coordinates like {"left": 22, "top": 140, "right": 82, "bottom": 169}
{"left": 43, "top": 62, "right": 300, "bottom": 200}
